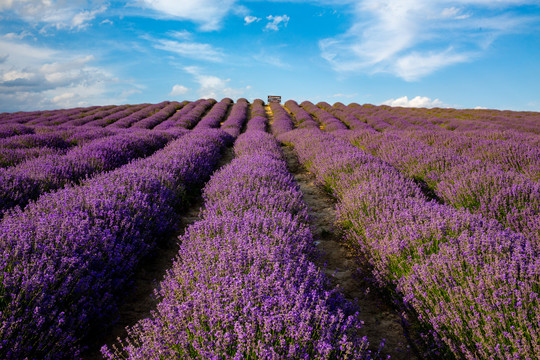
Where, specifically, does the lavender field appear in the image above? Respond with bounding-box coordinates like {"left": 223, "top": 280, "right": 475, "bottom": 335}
{"left": 0, "top": 99, "right": 539, "bottom": 359}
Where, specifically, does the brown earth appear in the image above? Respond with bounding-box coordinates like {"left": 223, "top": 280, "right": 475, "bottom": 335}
{"left": 281, "top": 145, "right": 419, "bottom": 360}
{"left": 267, "top": 103, "right": 420, "bottom": 359}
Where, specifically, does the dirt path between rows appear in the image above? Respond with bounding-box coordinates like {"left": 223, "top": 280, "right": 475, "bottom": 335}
{"left": 83, "top": 146, "right": 236, "bottom": 359}
{"left": 282, "top": 145, "right": 419, "bottom": 360}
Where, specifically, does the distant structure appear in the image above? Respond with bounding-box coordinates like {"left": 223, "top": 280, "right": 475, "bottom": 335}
{"left": 268, "top": 95, "right": 281, "bottom": 104}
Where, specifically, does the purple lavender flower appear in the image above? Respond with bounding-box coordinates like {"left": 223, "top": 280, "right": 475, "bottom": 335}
{"left": 279, "top": 126, "right": 540, "bottom": 359}
{"left": 0, "top": 129, "right": 231, "bottom": 359}
{"left": 102, "top": 129, "right": 372, "bottom": 360}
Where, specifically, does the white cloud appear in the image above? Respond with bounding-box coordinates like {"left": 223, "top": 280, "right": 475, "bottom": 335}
{"left": 52, "top": 92, "right": 76, "bottom": 104}
{"left": 169, "top": 84, "right": 189, "bottom": 96}
{"left": 320, "top": 0, "right": 539, "bottom": 80}
{"left": 265, "top": 15, "right": 290, "bottom": 31}
{"left": 2, "top": 70, "right": 34, "bottom": 82}
{"left": 153, "top": 39, "right": 224, "bottom": 62}
{"left": 441, "top": 6, "right": 460, "bottom": 18}
{"left": 0, "top": 39, "right": 55, "bottom": 64}
{"left": 440, "top": 6, "right": 471, "bottom": 20}
{"left": 184, "top": 66, "right": 248, "bottom": 99}
{"left": 244, "top": 15, "right": 260, "bottom": 25}
{"left": 40, "top": 56, "right": 98, "bottom": 85}
{"left": 393, "top": 48, "right": 470, "bottom": 81}
{"left": 0, "top": 39, "right": 136, "bottom": 111}
{"left": 140, "top": 0, "right": 237, "bottom": 31}
{"left": 71, "top": 6, "right": 107, "bottom": 29}
{"left": 0, "top": 0, "right": 107, "bottom": 29}
{"left": 167, "top": 30, "right": 192, "bottom": 40}
{"left": 382, "top": 96, "right": 446, "bottom": 108}
{"left": 3, "top": 31, "right": 34, "bottom": 40}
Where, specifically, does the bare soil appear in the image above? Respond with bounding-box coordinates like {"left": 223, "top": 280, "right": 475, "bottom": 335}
{"left": 281, "top": 145, "right": 419, "bottom": 360}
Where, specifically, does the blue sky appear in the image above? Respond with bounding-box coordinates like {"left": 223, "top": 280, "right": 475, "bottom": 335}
{"left": 0, "top": 0, "right": 539, "bottom": 112}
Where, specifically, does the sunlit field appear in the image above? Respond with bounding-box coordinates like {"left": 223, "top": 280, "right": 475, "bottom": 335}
{"left": 1, "top": 99, "right": 538, "bottom": 359}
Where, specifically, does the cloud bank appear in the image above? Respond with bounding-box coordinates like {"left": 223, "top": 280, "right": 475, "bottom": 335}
{"left": 140, "top": 0, "right": 237, "bottom": 31}
{"left": 169, "top": 84, "right": 189, "bottom": 96}
{"left": 0, "top": 39, "right": 133, "bottom": 111}
{"left": 153, "top": 39, "right": 224, "bottom": 62}
{"left": 320, "top": 0, "right": 538, "bottom": 80}
{"left": 382, "top": 95, "right": 446, "bottom": 108}
{"left": 0, "top": 0, "right": 107, "bottom": 29}
{"left": 184, "top": 66, "right": 249, "bottom": 99}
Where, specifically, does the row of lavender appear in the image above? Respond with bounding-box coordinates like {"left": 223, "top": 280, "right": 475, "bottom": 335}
{"left": 341, "top": 103, "right": 540, "bottom": 180}
{"left": 0, "top": 97, "right": 254, "bottom": 358}
{"left": 0, "top": 99, "right": 205, "bottom": 129}
{"left": 0, "top": 128, "right": 118, "bottom": 168}
{"left": 0, "top": 101, "right": 183, "bottom": 129}
{"left": 1, "top": 97, "right": 538, "bottom": 359}
{"left": 0, "top": 129, "right": 187, "bottom": 217}
{"left": 103, "top": 120, "right": 374, "bottom": 359}
{"left": 287, "top": 100, "right": 539, "bottom": 245}
{"left": 0, "top": 128, "right": 233, "bottom": 359}
{"left": 0, "top": 100, "right": 207, "bottom": 170}
{"left": 0, "top": 99, "right": 239, "bottom": 218}
{"left": 280, "top": 102, "right": 539, "bottom": 358}
{"left": 281, "top": 130, "right": 539, "bottom": 358}
{"left": 0, "top": 98, "right": 255, "bottom": 174}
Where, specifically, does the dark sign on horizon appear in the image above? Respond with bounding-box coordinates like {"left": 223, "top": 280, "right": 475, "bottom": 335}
{"left": 268, "top": 96, "right": 281, "bottom": 103}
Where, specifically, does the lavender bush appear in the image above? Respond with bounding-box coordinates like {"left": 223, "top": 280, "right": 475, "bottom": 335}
{"left": 84, "top": 104, "right": 150, "bottom": 127}
{"left": 0, "top": 123, "right": 34, "bottom": 138}
{"left": 279, "top": 127, "right": 540, "bottom": 359}
{"left": 0, "top": 129, "right": 231, "bottom": 359}
{"left": 246, "top": 99, "right": 268, "bottom": 132}
{"left": 193, "top": 98, "right": 232, "bottom": 129}
{"left": 220, "top": 98, "right": 248, "bottom": 137}
{"left": 284, "top": 99, "right": 319, "bottom": 129}
{"left": 0, "top": 130, "right": 176, "bottom": 217}
{"left": 103, "top": 126, "right": 373, "bottom": 360}
{"left": 270, "top": 101, "right": 294, "bottom": 135}
{"left": 301, "top": 101, "right": 348, "bottom": 131}
{"left": 108, "top": 102, "right": 170, "bottom": 129}
{"left": 132, "top": 101, "right": 187, "bottom": 129}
